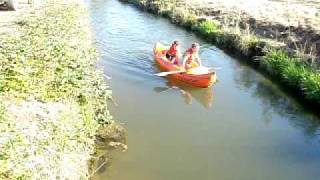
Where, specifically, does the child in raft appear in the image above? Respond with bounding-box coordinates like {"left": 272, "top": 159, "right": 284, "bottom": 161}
{"left": 166, "top": 40, "right": 181, "bottom": 65}
{"left": 182, "top": 43, "right": 202, "bottom": 70}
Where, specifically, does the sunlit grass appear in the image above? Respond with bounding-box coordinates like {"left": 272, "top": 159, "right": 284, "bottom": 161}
{"left": 0, "top": 0, "right": 114, "bottom": 179}
{"left": 121, "top": 0, "right": 320, "bottom": 104}
{"left": 262, "top": 49, "right": 320, "bottom": 102}
{"left": 196, "top": 20, "right": 222, "bottom": 37}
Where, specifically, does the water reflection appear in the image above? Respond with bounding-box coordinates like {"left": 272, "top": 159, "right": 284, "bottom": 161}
{"left": 234, "top": 64, "right": 320, "bottom": 138}
{"left": 87, "top": 0, "right": 320, "bottom": 179}
{"left": 154, "top": 78, "right": 214, "bottom": 109}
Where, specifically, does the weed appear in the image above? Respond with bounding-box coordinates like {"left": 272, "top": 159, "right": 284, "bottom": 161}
{"left": 0, "top": 0, "right": 115, "bottom": 178}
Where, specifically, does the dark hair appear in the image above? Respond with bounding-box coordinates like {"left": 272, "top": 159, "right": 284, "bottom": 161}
{"left": 192, "top": 43, "right": 199, "bottom": 48}
{"left": 173, "top": 41, "right": 179, "bottom": 45}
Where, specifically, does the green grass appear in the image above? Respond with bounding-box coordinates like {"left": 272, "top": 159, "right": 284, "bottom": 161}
{"left": 181, "top": 14, "right": 198, "bottom": 29}
{"left": 194, "top": 20, "right": 226, "bottom": 45}
{"left": 262, "top": 50, "right": 320, "bottom": 102}
{"left": 261, "top": 50, "right": 292, "bottom": 76}
{"left": 0, "top": 1, "right": 115, "bottom": 179}
{"left": 236, "top": 32, "right": 261, "bottom": 56}
{"left": 123, "top": 0, "right": 320, "bottom": 105}
{"left": 301, "top": 73, "right": 320, "bottom": 102}
{"left": 196, "top": 20, "right": 222, "bottom": 37}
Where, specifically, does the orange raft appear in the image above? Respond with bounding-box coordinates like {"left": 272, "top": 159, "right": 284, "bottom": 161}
{"left": 153, "top": 42, "right": 217, "bottom": 88}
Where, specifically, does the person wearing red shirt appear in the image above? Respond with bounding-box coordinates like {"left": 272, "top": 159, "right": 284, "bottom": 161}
{"left": 165, "top": 41, "right": 181, "bottom": 65}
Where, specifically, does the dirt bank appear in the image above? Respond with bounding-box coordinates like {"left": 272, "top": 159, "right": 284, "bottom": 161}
{"left": 121, "top": 0, "right": 320, "bottom": 108}
{"left": 188, "top": 0, "right": 320, "bottom": 61}
{"left": 128, "top": 0, "right": 320, "bottom": 61}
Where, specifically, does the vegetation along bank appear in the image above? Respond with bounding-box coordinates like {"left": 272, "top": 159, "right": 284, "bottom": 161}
{"left": 0, "top": 0, "right": 124, "bottom": 179}
{"left": 121, "top": 0, "right": 320, "bottom": 108}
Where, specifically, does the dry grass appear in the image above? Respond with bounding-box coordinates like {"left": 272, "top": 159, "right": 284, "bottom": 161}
{"left": 122, "top": 0, "right": 320, "bottom": 105}
{"left": 188, "top": 0, "right": 320, "bottom": 60}
{"left": 193, "top": 0, "right": 320, "bottom": 30}
{"left": 0, "top": 0, "right": 117, "bottom": 179}
{"left": 0, "top": 100, "right": 97, "bottom": 179}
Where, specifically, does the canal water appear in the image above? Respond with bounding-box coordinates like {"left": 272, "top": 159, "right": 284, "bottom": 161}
{"left": 87, "top": 0, "right": 320, "bottom": 179}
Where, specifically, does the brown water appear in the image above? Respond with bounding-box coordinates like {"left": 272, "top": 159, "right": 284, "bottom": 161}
{"left": 87, "top": 0, "right": 320, "bottom": 179}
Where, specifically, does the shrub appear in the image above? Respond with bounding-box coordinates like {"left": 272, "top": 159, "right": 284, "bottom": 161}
{"left": 281, "top": 62, "right": 308, "bottom": 88}
{"left": 183, "top": 14, "right": 198, "bottom": 29}
{"left": 261, "top": 50, "right": 291, "bottom": 76}
{"left": 262, "top": 49, "right": 320, "bottom": 103}
{"left": 301, "top": 73, "right": 320, "bottom": 102}
{"left": 196, "top": 20, "right": 222, "bottom": 37}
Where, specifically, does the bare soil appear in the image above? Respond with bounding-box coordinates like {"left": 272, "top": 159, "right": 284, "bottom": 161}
{"left": 186, "top": 0, "right": 320, "bottom": 59}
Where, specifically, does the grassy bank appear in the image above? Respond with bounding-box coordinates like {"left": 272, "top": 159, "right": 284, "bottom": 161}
{"left": 0, "top": 0, "right": 118, "bottom": 179}
{"left": 120, "top": 0, "right": 320, "bottom": 106}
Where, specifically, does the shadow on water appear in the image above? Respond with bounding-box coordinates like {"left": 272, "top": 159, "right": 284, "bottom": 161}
{"left": 235, "top": 65, "right": 320, "bottom": 138}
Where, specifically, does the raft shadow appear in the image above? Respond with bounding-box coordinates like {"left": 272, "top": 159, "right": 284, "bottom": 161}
{"left": 154, "top": 78, "right": 214, "bottom": 109}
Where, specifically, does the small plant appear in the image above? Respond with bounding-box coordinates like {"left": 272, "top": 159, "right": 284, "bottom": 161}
{"left": 261, "top": 49, "right": 291, "bottom": 75}
{"left": 237, "top": 25, "right": 260, "bottom": 55}
{"left": 301, "top": 73, "right": 320, "bottom": 102}
{"left": 184, "top": 13, "right": 198, "bottom": 29}
{"left": 196, "top": 20, "right": 221, "bottom": 37}
{"left": 262, "top": 49, "right": 320, "bottom": 102}
{"left": 282, "top": 62, "right": 307, "bottom": 88}
{"left": 170, "top": 7, "right": 189, "bottom": 24}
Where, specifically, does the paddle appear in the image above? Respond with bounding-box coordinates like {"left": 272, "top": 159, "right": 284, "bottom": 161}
{"left": 155, "top": 66, "right": 221, "bottom": 77}
{"left": 155, "top": 70, "right": 185, "bottom": 77}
